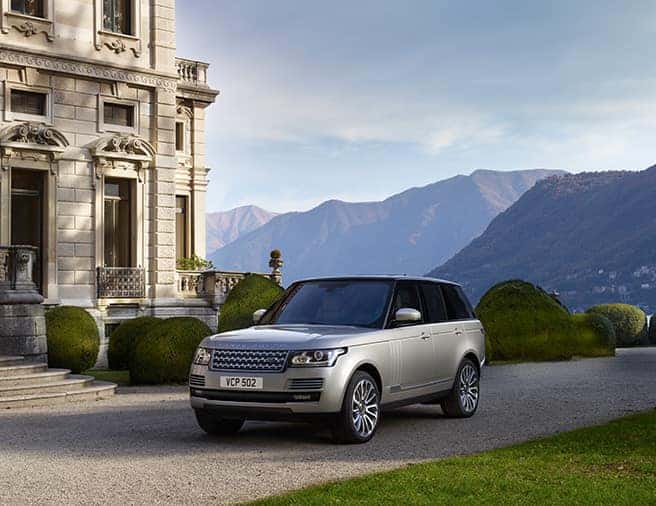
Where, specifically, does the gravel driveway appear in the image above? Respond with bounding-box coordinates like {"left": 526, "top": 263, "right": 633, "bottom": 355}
{"left": 1, "top": 347, "right": 655, "bottom": 505}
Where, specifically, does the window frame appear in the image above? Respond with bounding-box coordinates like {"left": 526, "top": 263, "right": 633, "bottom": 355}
{"left": 386, "top": 280, "right": 426, "bottom": 328}
{"left": 4, "top": 82, "right": 53, "bottom": 123}
{"left": 419, "top": 281, "right": 450, "bottom": 324}
{"left": 98, "top": 96, "right": 139, "bottom": 134}
{"left": 440, "top": 283, "right": 475, "bottom": 322}
{"left": 175, "top": 121, "right": 185, "bottom": 153}
{"left": 101, "top": 0, "right": 134, "bottom": 36}
{"left": 10, "top": 0, "right": 45, "bottom": 18}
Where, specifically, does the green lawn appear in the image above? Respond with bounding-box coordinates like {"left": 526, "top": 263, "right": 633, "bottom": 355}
{"left": 87, "top": 369, "right": 130, "bottom": 386}
{"left": 252, "top": 409, "right": 656, "bottom": 505}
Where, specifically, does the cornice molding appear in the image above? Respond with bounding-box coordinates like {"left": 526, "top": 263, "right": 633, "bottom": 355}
{"left": 0, "top": 47, "right": 177, "bottom": 91}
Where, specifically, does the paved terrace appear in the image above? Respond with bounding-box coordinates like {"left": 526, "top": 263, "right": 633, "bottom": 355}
{"left": 0, "top": 348, "right": 655, "bottom": 505}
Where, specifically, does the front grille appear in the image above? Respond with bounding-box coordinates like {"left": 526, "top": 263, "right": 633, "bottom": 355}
{"left": 287, "top": 378, "right": 324, "bottom": 390}
{"left": 189, "top": 374, "right": 205, "bottom": 387}
{"left": 211, "top": 349, "right": 289, "bottom": 372}
{"left": 191, "top": 389, "right": 321, "bottom": 403}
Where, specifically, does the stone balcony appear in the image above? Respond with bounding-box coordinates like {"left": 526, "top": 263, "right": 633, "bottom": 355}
{"left": 176, "top": 57, "right": 211, "bottom": 88}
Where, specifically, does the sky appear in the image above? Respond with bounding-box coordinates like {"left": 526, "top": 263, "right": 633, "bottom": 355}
{"left": 176, "top": 0, "right": 656, "bottom": 213}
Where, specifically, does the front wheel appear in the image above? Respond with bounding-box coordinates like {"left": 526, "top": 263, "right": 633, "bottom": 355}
{"left": 332, "top": 371, "right": 380, "bottom": 444}
{"left": 440, "top": 358, "right": 480, "bottom": 418}
{"left": 194, "top": 409, "right": 244, "bottom": 436}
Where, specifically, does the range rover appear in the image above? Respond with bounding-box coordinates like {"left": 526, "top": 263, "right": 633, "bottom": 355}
{"left": 189, "top": 276, "right": 485, "bottom": 443}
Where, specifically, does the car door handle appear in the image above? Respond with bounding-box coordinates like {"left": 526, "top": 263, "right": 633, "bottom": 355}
{"left": 455, "top": 329, "right": 463, "bottom": 336}
{"left": 420, "top": 332, "right": 431, "bottom": 340}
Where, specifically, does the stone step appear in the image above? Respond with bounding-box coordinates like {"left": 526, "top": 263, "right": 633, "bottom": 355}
{"left": 0, "top": 375, "right": 94, "bottom": 398}
{"left": 0, "top": 363, "right": 48, "bottom": 378}
{"left": 0, "top": 356, "right": 25, "bottom": 366}
{"left": 0, "top": 381, "right": 116, "bottom": 409}
{"left": 0, "top": 368, "right": 72, "bottom": 388}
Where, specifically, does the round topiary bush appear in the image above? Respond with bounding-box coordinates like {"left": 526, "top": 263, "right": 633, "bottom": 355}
{"left": 107, "top": 316, "right": 161, "bottom": 370}
{"left": 218, "top": 273, "right": 284, "bottom": 332}
{"left": 46, "top": 306, "right": 99, "bottom": 373}
{"left": 129, "top": 317, "right": 212, "bottom": 384}
{"left": 476, "top": 280, "right": 576, "bottom": 362}
{"left": 586, "top": 304, "right": 648, "bottom": 346}
{"left": 571, "top": 313, "right": 616, "bottom": 357}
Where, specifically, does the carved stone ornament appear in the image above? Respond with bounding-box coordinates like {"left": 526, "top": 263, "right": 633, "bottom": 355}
{"left": 0, "top": 122, "right": 69, "bottom": 147}
{"left": 105, "top": 39, "right": 126, "bottom": 54}
{"left": 15, "top": 21, "right": 38, "bottom": 37}
{"left": 91, "top": 133, "right": 155, "bottom": 185}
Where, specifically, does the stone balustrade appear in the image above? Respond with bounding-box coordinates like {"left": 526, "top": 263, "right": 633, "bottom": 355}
{"left": 176, "top": 58, "right": 210, "bottom": 87}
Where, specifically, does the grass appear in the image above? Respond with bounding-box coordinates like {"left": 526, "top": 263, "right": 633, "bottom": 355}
{"left": 252, "top": 409, "right": 656, "bottom": 505}
{"left": 87, "top": 369, "right": 130, "bottom": 386}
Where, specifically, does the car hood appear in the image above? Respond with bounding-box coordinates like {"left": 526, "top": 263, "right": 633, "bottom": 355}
{"left": 200, "top": 324, "right": 379, "bottom": 350}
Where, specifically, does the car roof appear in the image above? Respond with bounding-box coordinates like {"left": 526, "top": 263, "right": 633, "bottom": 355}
{"left": 293, "top": 275, "right": 461, "bottom": 286}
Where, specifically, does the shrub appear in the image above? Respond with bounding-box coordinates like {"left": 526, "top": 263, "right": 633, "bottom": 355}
{"left": 218, "top": 274, "right": 284, "bottom": 332}
{"left": 571, "top": 313, "right": 615, "bottom": 357}
{"left": 586, "top": 304, "right": 648, "bottom": 346}
{"left": 46, "top": 306, "right": 99, "bottom": 373}
{"left": 649, "top": 316, "right": 656, "bottom": 345}
{"left": 107, "top": 316, "right": 160, "bottom": 370}
{"left": 476, "top": 280, "right": 576, "bottom": 362}
{"left": 176, "top": 254, "right": 214, "bottom": 271}
{"left": 129, "top": 317, "right": 212, "bottom": 384}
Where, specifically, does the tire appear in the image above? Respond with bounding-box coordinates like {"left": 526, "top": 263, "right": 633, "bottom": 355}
{"left": 440, "top": 358, "right": 480, "bottom": 418}
{"left": 332, "top": 371, "right": 381, "bottom": 444}
{"left": 194, "top": 409, "right": 244, "bottom": 436}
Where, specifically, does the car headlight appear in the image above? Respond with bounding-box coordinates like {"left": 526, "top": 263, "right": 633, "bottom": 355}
{"left": 289, "top": 348, "right": 346, "bottom": 367}
{"left": 193, "top": 347, "right": 212, "bottom": 366}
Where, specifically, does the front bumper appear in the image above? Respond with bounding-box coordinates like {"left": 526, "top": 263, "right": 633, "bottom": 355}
{"left": 188, "top": 362, "right": 348, "bottom": 417}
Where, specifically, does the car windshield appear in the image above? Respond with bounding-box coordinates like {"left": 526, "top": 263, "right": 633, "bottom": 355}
{"left": 266, "top": 280, "right": 393, "bottom": 328}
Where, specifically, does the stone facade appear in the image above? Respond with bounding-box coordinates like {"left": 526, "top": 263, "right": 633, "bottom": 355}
{"left": 0, "top": 0, "right": 223, "bottom": 365}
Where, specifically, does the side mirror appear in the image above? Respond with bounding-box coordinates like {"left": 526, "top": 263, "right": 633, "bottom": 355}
{"left": 252, "top": 309, "right": 267, "bottom": 324}
{"left": 394, "top": 307, "right": 422, "bottom": 323}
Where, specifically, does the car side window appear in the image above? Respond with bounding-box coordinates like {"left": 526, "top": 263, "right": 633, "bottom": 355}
{"left": 441, "top": 284, "right": 474, "bottom": 321}
{"left": 420, "top": 282, "right": 448, "bottom": 323}
{"left": 390, "top": 282, "right": 423, "bottom": 325}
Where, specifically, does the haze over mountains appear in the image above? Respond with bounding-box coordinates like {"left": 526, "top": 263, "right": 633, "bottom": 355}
{"left": 207, "top": 169, "right": 564, "bottom": 283}
{"left": 206, "top": 206, "right": 277, "bottom": 251}
{"left": 429, "top": 166, "right": 656, "bottom": 312}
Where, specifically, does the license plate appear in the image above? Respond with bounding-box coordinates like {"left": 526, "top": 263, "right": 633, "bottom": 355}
{"left": 220, "top": 376, "right": 263, "bottom": 390}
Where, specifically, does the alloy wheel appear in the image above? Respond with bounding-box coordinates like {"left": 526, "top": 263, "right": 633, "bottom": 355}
{"left": 458, "top": 363, "right": 479, "bottom": 413}
{"left": 351, "top": 378, "right": 379, "bottom": 438}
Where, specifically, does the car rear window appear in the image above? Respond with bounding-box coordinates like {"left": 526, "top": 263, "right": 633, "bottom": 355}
{"left": 441, "top": 284, "right": 475, "bottom": 320}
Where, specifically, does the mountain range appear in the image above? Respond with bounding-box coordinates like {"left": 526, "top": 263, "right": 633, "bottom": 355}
{"left": 428, "top": 166, "right": 656, "bottom": 312}
{"left": 206, "top": 205, "right": 277, "bottom": 252}
{"left": 207, "top": 169, "right": 564, "bottom": 283}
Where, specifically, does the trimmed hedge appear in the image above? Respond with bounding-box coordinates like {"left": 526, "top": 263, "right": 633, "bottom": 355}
{"left": 571, "top": 313, "right": 616, "bottom": 357}
{"left": 586, "top": 304, "right": 648, "bottom": 346}
{"left": 107, "top": 316, "right": 160, "bottom": 370}
{"left": 476, "top": 280, "right": 615, "bottom": 362}
{"left": 46, "top": 306, "right": 99, "bottom": 373}
{"left": 218, "top": 273, "right": 284, "bottom": 332}
{"left": 649, "top": 316, "right": 656, "bottom": 345}
{"left": 129, "top": 317, "right": 212, "bottom": 384}
{"left": 476, "top": 280, "right": 574, "bottom": 361}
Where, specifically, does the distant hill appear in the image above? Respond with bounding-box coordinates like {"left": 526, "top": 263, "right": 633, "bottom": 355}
{"left": 206, "top": 205, "right": 277, "bottom": 251}
{"left": 208, "top": 169, "right": 564, "bottom": 283}
{"left": 428, "top": 167, "right": 656, "bottom": 313}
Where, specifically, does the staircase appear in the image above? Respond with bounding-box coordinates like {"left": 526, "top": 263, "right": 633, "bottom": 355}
{"left": 0, "top": 356, "right": 116, "bottom": 409}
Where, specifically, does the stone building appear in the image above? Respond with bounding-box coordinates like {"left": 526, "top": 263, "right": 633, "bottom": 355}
{"left": 0, "top": 0, "right": 272, "bottom": 365}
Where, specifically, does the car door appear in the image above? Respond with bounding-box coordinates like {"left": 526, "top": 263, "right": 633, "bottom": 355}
{"left": 436, "top": 283, "right": 477, "bottom": 382}
{"left": 391, "top": 281, "right": 438, "bottom": 392}
{"left": 420, "top": 282, "right": 459, "bottom": 385}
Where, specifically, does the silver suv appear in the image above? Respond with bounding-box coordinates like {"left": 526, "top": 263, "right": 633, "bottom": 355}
{"left": 189, "top": 276, "right": 485, "bottom": 444}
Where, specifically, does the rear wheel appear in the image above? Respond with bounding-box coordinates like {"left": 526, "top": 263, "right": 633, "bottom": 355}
{"left": 194, "top": 409, "right": 244, "bottom": 436}
{"left": 332, "top": 371, "right": 380, "bottom": 444}
{"left": 440, "top": 358, "right": 480, "bottom": 418}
